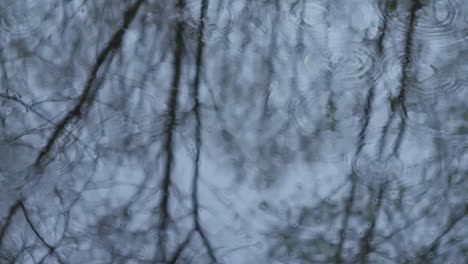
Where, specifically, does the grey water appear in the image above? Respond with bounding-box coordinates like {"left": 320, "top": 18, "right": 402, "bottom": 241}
{"left": 0, "top": 0, "right": 467, "bottom": 263}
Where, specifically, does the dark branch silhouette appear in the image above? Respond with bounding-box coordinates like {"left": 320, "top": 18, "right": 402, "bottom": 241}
{"left": 190, "top": 0, "right": 218, "bottom": 263}
{"left": 379, "top": 0, "right": 422, "bottom": 158}
{"left": 0, "top": 201, "right": 22, "bottom": 249}
{"left": 158, "top": 0, "right": 186, "bottom": 260}
{"left": 19, "top": 201, "right": 65, "bottom": 264}
{"left": 415, "top": 205, "right": 467, "bottom": 263}
{"left": 168, "top": 229, "right": 195, "bottom": 264}
{"left": 34, "top": 0, "right": 145, "bottom": 168}
{"left": 358, "top": 186, "right": 385, "bottom": 263}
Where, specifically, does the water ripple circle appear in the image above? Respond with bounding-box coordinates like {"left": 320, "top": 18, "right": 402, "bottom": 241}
{"left": 386, "top": 0, "right": 466, "bottom": 44}
{"left": 0, "top": 0, "right": 58, "bottom": 40}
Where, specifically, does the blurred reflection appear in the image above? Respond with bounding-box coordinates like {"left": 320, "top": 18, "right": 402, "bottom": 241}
{"left": 0, "top": 0, "right": 467, "bottom": 263}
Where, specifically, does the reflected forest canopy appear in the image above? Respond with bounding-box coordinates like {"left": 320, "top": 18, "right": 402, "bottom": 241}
{"left": 0, "top": 0, "right": 467, "bottom": 263}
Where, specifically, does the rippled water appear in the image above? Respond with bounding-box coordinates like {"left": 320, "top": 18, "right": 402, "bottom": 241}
{"left": 0, "top": 0, "right": 467, "bottom": 263}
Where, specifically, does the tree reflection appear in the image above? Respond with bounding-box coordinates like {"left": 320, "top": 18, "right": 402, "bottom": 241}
{"left": 1, "top": 0, "right": 467, "bottom": 263}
